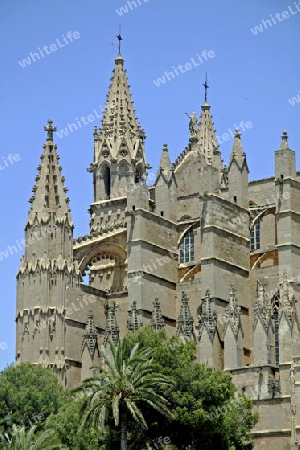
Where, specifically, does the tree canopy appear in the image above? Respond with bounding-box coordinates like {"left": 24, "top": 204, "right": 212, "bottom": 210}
{"left": 0, "top": 329, "right": 258, "bottom": 449}
{"left": 0, "top": 363, "right": 68, "bottom": 436}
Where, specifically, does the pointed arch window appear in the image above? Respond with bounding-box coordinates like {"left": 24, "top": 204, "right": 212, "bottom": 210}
{"left": 250, "top": 221, "right": 260, "bottom": 251}
{"left": 180, "top": 231, "right": 194, "bottom": 263}
{"left": 271, "top": 292, "right": 280, "bottom": 366}
{"left": 104, "top": 166, "right": 111, "bottom": 199}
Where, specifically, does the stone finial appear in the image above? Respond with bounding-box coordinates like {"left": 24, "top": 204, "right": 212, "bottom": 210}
{"left": 280, "top": 130, "right": 289, "bottom": 150}
{"left": 44, "top": 119, "right": 57, "bottom": 142}
{"left": 197, "top": 288, "right": 218, "bottom": 341}
{"left": 223, "top": 283, "right": 243, "bottom": 338}
{"left": 176, "top": 292, "right": 195, "bottom": 340}
{"left": 253, "top": 277, "right": 272, "bottom": 331}
{"left": 150, "top": 298, "right": 165, "bottom": 331}
{"left": 82, "top": 311, "right": 98, "bottom": 357}
{"left": 127, "top": 301, "right": 142, "bottom": 331}
{"left": 234, "top": 127, "right": 241, "bottom": 139}
{"left": 104, "top": 302, "right": 120, "bottom": 346}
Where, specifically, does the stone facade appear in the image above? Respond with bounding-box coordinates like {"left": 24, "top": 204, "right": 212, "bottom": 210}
{"left": 15, "top": 52, "right": 300, "bottom": 448}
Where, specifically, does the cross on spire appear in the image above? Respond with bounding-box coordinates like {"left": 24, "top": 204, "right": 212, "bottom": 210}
{"left": 203, "top": 72, "right": 209, "bottom": 103}
{"left": 116, "top": 23, "right": 123, "bottom": 54}
{"left": 44, "top": 120, "right": 57, "bottom": 141}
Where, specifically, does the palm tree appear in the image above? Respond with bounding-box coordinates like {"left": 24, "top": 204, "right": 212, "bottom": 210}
{"left": 74, "top": 338, "right": 174, "bottom": 450}
{"left": 0, "top": 424, "right": 66, "bottom": 450}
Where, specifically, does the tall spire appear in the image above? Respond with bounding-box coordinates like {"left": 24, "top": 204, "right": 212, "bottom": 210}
{"left": 197, "top": 91, "right": 221, "bottom": 170}
{"left": 16, "top": 121, "right": 79, "bottom": 376}
{"left": 90, "top": 53, "right": 148, "bottom": 201}
{"left": 27, "top": 120, "right": 73, "bottom": 236}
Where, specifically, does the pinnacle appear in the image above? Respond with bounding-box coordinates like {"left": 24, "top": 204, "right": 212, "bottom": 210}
{"left": 229, "top": 128, "right": 248, "bottom": 172}
{"left": 197, "top": 101, "right": 220, "bottom": 168}
{"left": 280, "top": 130, "right": 289, "bottom": 150}
{"left": 159, "top": 143, "right": 172, "bottom": 172}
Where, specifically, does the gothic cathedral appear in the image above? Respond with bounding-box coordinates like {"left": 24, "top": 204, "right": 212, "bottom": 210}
{"left": 15, "top": 51, "right": 300, "bottom": 449}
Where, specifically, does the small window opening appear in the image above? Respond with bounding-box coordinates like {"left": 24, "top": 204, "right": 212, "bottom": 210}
{"left": 104, "top": 166, "right": 111, "bottom": 199}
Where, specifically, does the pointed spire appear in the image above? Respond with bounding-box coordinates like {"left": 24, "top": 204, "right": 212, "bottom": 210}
{"left": 197, "top": 288, "right": 218, "bottom": 340}
{"left": 27, "top": 120, "right": 73, "bottom": 228}
{"left": 104, "top": 302, "right": 120, "bottom": 346}
{"left": 176, "top": 292, "right": 195, "bottom": 340}
{"left": 223, "top": 283, "right": 243, "bottom": 338}
{"left": 156, "top": 143, "right": 173, "bottom": 183}
{"left": 228, "top": 128, "right": 249, "bottom": 171}
{"left": 253, "top": 278, "right": 272, "bottom": 331}
{"left": 82, "top": 311, "right": 98, "bottom": 358}
{"left": 94, "top": 54, "right": 146, "bottom": 162}
{"left": 127, "top": 301, "right": 142, "bottom": 331}
{"left": 280, "top": 130, "right": 289, "bottom": 150}
{"left": 197, "top": 100, "right": 221, "bottom": 169}
{"left": 151, "top": 298, "right": 165, "bottom": 331}
{"left": 159, "top": 143, "right": 172, "bottom": 171}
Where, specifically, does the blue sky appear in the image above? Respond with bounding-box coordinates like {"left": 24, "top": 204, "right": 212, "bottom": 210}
{"left": 0, "top": 0, "right": 299, "bottom": 369}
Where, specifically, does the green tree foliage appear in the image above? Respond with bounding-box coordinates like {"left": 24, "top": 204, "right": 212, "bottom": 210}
{"left": 0, "top": 424, "right": 64, "bottom": 450}
{"left": 73, "top": 339, "right": 174, "bottom": 450}
{"left": 0, "top": 364, "right": 68, "bottom": 435}
{"left": 45, "top": 399, "right": 100, "bottom": 450}
{"left": 124, "top": 326, "right": 258, "bottom": 450}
